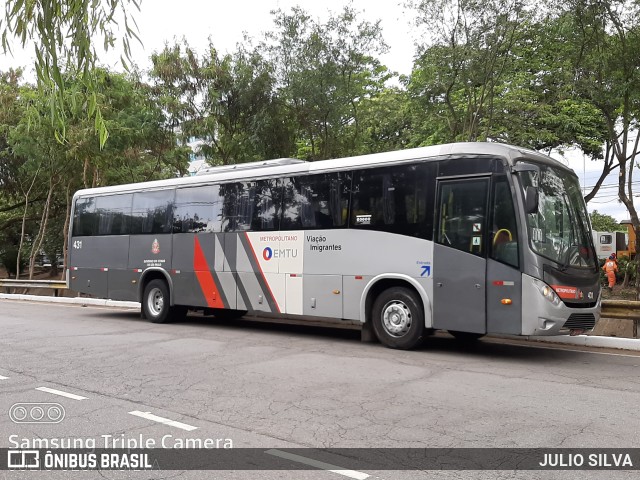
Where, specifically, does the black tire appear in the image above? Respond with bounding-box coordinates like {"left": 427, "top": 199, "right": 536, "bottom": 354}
{"left": 449, "top": 331, "right": 484, "bottom": 342}
{"left": 371, "top": 287, "right": 425, "bottom": 350}
{"left": 142, "top": 279, "right": 179, "bottom": 324}
{"left": 212, "top": 308, "right": 247, "bottom": 320}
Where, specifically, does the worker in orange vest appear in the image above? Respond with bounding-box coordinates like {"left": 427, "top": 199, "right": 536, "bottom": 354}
{"left": 602, "top": 253, "right": 618, "bottom": 291}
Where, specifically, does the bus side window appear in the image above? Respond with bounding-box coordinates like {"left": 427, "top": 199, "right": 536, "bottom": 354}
{"left": 96, "top": 194, "right": 132, "bottom": 235}
{"left": 73, "top": 197, "right": 97, "bottom": 236}
{"left": 280, "top": 173, "right": 348, "bottom": 230}
{"left": 251, "top": 179, "right": 281, "bottom": 231}
{"left": 490, "top": 177, "right": 519, "bottom": 268}
{"left": 173, "top": 185, "right": 223, "bottom": 233}
{"left": 130, "top": 190, "right": 175, "bottom": 235}
{"left": 350, "top": 165, "right": 428, "bottom": 238}
{"left": 330, "top": 174, "right": 349, "bottom": 227}
{"left": 280, "top": 177, "right": 314, "bottom": 230}
{"left": 220, "top": 183, "right": 238, "bottom": 232}
{"left": 235, "top": 183, "right": 256, "bottom": 231}
{"left": 222, "top": 180, "right": 280, "bottom": 232}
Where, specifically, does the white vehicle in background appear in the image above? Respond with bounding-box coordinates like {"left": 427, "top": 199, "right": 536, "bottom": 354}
{"left": 591, "top": 231, "right": 629, "bottom": 260}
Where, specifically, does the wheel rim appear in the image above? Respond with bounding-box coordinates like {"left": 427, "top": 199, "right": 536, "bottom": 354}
{"left": 147, "top": 287, "right": 164, "bottom": 317}
{"left": 381, "top": 299, "right": 412, "bottom": 337}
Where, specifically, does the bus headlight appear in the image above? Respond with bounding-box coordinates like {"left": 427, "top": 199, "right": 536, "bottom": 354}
{"left": 542, "top": 286, "right": 554, "bottom": 300}
{"left": 536, "top": 280, "right": 560, "bottom": 305}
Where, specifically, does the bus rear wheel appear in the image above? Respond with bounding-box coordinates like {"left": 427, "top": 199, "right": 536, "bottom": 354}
{"left": 372, "top": 287, "right": 424, "bottom": 350}
{"left": 142, "top": 279, "right": 185, "bottom": 323}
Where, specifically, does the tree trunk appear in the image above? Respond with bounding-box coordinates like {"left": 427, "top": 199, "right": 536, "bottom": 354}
{"left": 16, "top": 168, "right": 41, "bottom": 279}
{"left": 28, "top": 179, "right": 56, "bottom": 279}
{"left": 16, "top": 196, "right": 30, "bottom": 280}
{"left": 61, "top": 180, "right": 72, "bottom": 280}
{"left": 636, "top": 226, "right": 640, "bottom": 300}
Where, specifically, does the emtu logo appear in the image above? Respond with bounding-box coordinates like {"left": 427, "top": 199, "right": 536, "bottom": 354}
{"left": 263, "top": 247, "right": 273, "bottom": 261}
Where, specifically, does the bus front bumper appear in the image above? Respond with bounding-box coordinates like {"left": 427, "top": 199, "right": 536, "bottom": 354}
{"left": 521, "top": 274, "right": 601, "bottom": 336}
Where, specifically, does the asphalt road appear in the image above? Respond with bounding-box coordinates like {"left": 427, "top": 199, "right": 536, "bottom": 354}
{"left": 1, "top": 298, "right": 639, "bottom": 480}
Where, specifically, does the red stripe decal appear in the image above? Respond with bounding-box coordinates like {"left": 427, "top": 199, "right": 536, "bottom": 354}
{"left": 244, "top": 232, "right": 281, "bottom": 313}
{"left": 193, "top": 236, "right": 224, "bottom": 308}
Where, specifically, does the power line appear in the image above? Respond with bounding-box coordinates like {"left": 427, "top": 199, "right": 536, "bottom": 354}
{"left": 583, "top": 181, "right": 640, "bottom": 190}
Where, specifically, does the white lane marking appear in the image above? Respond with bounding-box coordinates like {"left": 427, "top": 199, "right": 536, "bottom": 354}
{"left": 128, "top": 411, "right": 198, "bottom": 431}
{"left": 265, "top": 449, "right": 370, "bottom": 480}
{"left": 36, "top": 387, "right": 87, "bottom": 400}
{"left": 0, "top": 375, "right": 8, "bottom": 380}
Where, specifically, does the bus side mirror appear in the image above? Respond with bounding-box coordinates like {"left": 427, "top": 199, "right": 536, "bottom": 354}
{"left": 525, "top": 186, "right": 538, "bottom": 214}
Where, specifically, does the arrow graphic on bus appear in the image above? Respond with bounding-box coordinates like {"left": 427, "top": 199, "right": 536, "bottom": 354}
{"left": 420, "top": 265, "right": 431, "bottom": 277}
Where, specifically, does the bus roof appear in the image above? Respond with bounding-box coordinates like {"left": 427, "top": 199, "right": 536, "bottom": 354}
{"left": 73, "top": 142, "right": 571, "bottom": 198}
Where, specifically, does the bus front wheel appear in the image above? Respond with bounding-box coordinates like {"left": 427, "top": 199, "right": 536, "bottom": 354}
{"left": 372, "top": 287, "right": 424, "bottom": 350}
{"left": 142, "top": 279, "right": 185, "bottom": 323}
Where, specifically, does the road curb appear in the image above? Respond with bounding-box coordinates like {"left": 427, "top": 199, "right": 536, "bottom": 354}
{"left": 521, "top": 334, "right": 640, "bottom": 351}
{"left": 1, "top": 293, "right": 639, "bottom": 351}
{"left": 0, "top": 293, "right": 140, "bottom": 309}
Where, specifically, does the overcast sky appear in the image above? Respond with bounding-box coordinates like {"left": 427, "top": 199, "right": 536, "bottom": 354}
{"left": 0, "top": 0, "right": 416, "bottom": 76}
{"left": 0, "top": 0, "right": 628, "bottom": 220}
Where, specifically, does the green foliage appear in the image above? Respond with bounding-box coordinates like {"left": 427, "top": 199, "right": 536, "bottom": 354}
{"left": 406, "top": 1, "right": 609, "bottom": 153}
{"left": 1, "top": 0, "right": 142, "bottom": 148}
{"left": 264, "top": 6, "right": 391, "bottom": 160}
{"left": 617, "top": 256, "right": 636, "bottom": 282}
{"left": 0, "top": 69, "right": 27, "bottom": 197}
{"left": 356, "top": 87, "right": 413, "bottom": 154}
{"left": 590, "top": 210, "right": 622, "bottom": 232}
{"left": 0, "top": 67, "right": 186, "bottom": 277}
{"left": 2, "top": 1, "right": 640, "bottom": 280}
{"left": 0, "top": 245, "right": 24, "bottom": 277}
{"left": 150, "top": 39, "right": 292, "bottom": 165}
{"left": 555, "top": 0, "right": 640, "bottom": 223}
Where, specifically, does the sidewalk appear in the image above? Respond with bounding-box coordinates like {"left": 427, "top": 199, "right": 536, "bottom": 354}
{"left": 1, "top": 293, "right": 639, "bottom": 352}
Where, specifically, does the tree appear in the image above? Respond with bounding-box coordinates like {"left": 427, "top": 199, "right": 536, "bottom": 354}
{"left": 150, "top": 39, "right": 292, "bottom": 165}
{"left": 407, "top": 0, "right": 533, "bottom": 143}
{"left": 356, "top": 86, "right": 413, "bottom": 154}
{"left": 406, "top": 0, "right": 609, "bottom": 153}
{"left": 1, "top": 68, "right": 185, "bottom": 278}
{"left": 0, "top": 69, "right": 40, "bottom": 278}
{"left": 1, "top": 0, "right": 141, "bottom": 147}
{"left": 151, "top": 6, "right": 393, "bottom": 165}
{"left": 554, "top": 0, "right": 640, "bottom": 295}
{"left": 589, "top": 210, "right": 622, "bottom": 232}
{"left": 264, "top": 6, "right": 390, "bottom": 160}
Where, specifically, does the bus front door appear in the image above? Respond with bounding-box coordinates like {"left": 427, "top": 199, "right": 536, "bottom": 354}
{"left": 432, "top": 177, "right": 489, "bottom": 334}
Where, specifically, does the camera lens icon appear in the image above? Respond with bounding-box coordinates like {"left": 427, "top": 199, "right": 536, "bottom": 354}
{"left": 10, "top": 403, "right": 65, "bottom": 424}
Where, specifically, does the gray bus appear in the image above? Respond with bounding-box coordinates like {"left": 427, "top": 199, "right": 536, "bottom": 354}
{"left": 68, "top": 142, "right": 600, "bottom": 349}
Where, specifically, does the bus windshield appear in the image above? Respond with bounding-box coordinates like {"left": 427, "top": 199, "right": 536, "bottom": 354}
{"left": 522, "top": 164, "right": 596, "bottom": 270}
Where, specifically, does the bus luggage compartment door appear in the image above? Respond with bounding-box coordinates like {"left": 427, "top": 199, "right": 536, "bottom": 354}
{"left": 303, "top": 275, "right": 343, "bottom": 318}
{"left": 71, "top": 268, "right": 108, "bottom": 299}
{"left": 432, "top": 245, "right": 486, "bottom": 333}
